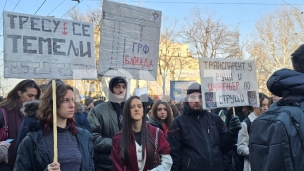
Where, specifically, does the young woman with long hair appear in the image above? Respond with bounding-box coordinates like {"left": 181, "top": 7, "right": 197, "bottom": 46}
{"left": 111, "top": 96, "right": 172, "bottom": 171}
{"left": 14, "top": 83, "right": 94, "bottom": 171}
{"left": 148, "top": 99, "right": 174, "bottom": 136}
{"left": 0, "top": 79, "right": 40, "bottom": 171}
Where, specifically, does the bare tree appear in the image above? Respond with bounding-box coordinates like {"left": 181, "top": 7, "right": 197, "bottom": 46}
{"left": 246, "top": 7, "right": 302, "bottom": 93}
{"left": 183, "top": 9, "right": 240, "bottom": 59}
{"left": 67, "top": 5, "right": 103, "bottom": 97}
{"left": 158, "top": 17, "right": 200, "bottom": 95}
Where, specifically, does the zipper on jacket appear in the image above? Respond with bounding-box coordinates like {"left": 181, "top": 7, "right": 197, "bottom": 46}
{"left": 208, "top": 126, "right": 210, "bottom": 134}
{"left": 197, "top": 115, "right": 200, "bottom": 119}
{"left": 187, "top": 158, "right": 191, "bottom": 171}
{"left": 199, "top": 115, "right": 213, "bottom": 170}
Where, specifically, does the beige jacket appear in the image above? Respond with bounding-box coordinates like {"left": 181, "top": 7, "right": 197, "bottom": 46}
{"left": 237, "top": 112, "right": 257, "bottom": 171}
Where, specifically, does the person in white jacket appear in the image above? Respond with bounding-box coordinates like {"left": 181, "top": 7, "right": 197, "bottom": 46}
{"left": 237, "top": 93, "right": 270, "bottom": 171}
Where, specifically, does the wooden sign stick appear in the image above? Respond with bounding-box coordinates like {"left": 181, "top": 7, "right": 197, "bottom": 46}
{"left": 232, "top": 107, "right": 236, "bottom": 116}
{"left": 52, "top": 80, "right": 58, "bottom": 162}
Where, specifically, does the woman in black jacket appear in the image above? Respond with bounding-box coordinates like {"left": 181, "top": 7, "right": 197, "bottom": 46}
{"left": 14, "top": 83, "right": 94, "bottom": 171}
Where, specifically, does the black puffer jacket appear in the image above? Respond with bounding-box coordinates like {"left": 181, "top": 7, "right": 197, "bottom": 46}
{"left": 168, "top": 102, "right": 237, "bottom": 171}
{"left": 267, "top": 68, "right": 304, "bottom": 105}
{"left": 14, "top": 122, "right": 94, "bottom": 171}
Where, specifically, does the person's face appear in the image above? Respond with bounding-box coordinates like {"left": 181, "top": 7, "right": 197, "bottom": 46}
{"left": 255, "top": 98, "right": 269, "bottom": 116}
{"left": 188, "top": 92, "right": 202, "bottom": 110}
{"left": 88, "top": 102, "right": 94, "bottom": 108}
{"left": 156, "top": 103, "right": 168, "bottom": 120}
{"left": 57, "top": 90, "right": 75, "bottom": 119}
{"left": 112, "top": 83, "right": 126, "bottom": 100}
{"left": 260, "top": 98, "right": 269, "bottom": 113}
{"left": 271, "top": 94, "right": 282, "bottom": 102}
{"left": 130, "top": 98, "right": 144, "bottom": 121}
{"left": 19, "top": 87, "right": 38, "bottom": 103}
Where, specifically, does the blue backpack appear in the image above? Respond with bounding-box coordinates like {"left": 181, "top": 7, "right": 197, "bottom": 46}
{"left": 249, "top": 104, "right": 304, "bottom": 171}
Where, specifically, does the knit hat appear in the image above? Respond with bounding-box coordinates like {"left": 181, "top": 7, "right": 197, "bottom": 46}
{"left": 187, "top": 82, "right": 202, "bottom": 95}
{"left": 109, "top": 77, "right": 127, "bottom": 93}
{"left": 85, "top": 98, "right": 94, "bottom": 106}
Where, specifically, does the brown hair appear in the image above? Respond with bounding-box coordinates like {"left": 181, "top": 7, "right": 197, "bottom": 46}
{"left": 37, "top": 83, "right": 77, "bottom": 135}
{"left": 0, "top": 79, "right": 40, "bottom": 111}
{"left": 151, "top": 99, "right": 173, "bottom": 128}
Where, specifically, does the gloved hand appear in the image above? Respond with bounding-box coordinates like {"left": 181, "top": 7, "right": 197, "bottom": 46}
{"left": 229, "top": 116, "right": 242, "bottom": 134}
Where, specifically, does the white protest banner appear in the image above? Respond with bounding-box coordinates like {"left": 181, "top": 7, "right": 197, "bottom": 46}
{"left": 98, "top": 0, "right": 162, "bottom": 80}
{"left": 3, "top": 11, "right": 97, "bottom": 79}
{"left": 199, "top": 58, "right": 259, "bottom": 109}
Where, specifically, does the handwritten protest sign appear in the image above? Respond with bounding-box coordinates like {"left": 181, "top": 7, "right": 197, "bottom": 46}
{"left": 199, "top": 58, "right": 259, "bottom": 109}
{"left": 3, "top": 11, "right": 96, "bottom": 79}
{"left": 98, "top": 0, "right": 162, "bottom": 80}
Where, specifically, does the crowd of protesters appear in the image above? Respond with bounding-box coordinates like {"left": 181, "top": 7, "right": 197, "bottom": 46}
{"left": 0, "top": 44, "right": 304, "bottom": 171}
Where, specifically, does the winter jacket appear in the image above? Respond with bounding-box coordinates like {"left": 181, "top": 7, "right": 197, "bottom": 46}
{"left": 237, "top": 112, "right": 257, "bottom": 171}
{"left": 74, "top": 102, "right": 91, "bottom": 131}
{"left": 16, "top": 101, "right": 91, "bottom": 151}
{"left": 0, "top": 144, "right": 8, "bottom": 163}
{"left": 111, "top": 124, "right": 172, "bottom": 171}
{"left": 147, "top": 119, "right": 168, "bottom": 137}
{"left": 249, "top": 68, "right": 304, "bottom": 171}
{"left": 0, "top": 104, "right": 23, "bottom": 171}
{"left": 168, "top": 102, "right": 238, "bottom": 171}
{"left": 14, "top": 122, "right": 94, "bottom": 171}
{"left": 87, "top": 101, "right": 122, "bottom": 171}
{"left": 16, "top": 101, "right": 41, "bottom": 152}
{"left": 267, "top": 68, "right": 304, "bottom": 105}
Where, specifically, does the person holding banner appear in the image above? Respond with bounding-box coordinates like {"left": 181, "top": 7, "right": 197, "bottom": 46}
{"left": 168, "top": 82, "right": 242, "bottom": 171}
{"left": 14, "top": 83, "right": 94, "bottom": 171}
{"left": 88, "top": 76, "right": 127, "bottom": 171}
{"left": 0, "top": 79, "right": 40, "bottom": 171}
{"left": 111, "top": 96, "right": 172, "bottom": 171}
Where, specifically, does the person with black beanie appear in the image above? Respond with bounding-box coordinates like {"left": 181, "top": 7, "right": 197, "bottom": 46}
{"left": 168, "top": 82, "right": 242, "bottom": 171}
{"left": 87, "top": 76, "right": 127, "bottom": 171}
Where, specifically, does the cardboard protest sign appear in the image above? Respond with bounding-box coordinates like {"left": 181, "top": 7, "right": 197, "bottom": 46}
{"left": 3, "top": 11, "right": 96, "bottom": 79}
{"left": 98, "top": 0, "right": 162, "bottom": 80}
{"left": 199, "top": 58, "right": 259, "bottom": 109}
{"left": 170, "top": 81, "right": 194, "bottom": 102}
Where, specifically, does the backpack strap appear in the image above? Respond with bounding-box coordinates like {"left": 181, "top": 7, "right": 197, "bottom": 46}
{"left": 243, "top": 118, "right": 251, "bottom": 134}
{"left": 285, "top": 110, "right": 304, "bottom": 152}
